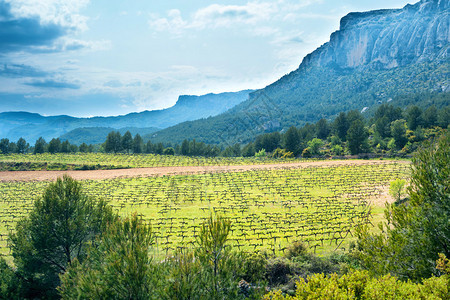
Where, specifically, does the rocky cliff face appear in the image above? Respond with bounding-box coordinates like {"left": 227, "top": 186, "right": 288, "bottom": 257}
{"left": 301, "top": 0, "right": 449, "bottom": 70}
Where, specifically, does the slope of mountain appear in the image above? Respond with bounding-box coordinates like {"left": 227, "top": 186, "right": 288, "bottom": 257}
{"left": 0, "top": 90, "right": 252, "bottom": 143}
{"left": 59, "top": 127, "right": 159, "bottom": 145}
{"left": 148, "top": 0, "right": 449, "bottom": 145}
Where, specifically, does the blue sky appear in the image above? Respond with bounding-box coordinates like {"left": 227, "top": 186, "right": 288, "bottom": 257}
{"left": 0, "top": 0, "right": 415, "bottom": 117}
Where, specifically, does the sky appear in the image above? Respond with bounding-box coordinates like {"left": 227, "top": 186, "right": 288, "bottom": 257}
{"left": 0, "top": 0, "right": 416, "bottom": 117}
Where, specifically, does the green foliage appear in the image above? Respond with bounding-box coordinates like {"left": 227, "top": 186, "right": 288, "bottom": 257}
{"left": 163, "top": 147, "right": 175, "bottom": 155}
{"left": 356, "top": 133, "right": 450, "bottom": 280}
{"left": 263, "top": 270, "right": 450, "bottom": 300}
{"left": 391, "top": 119, "right": 408, "bottom": 149}
{"left": 255, "top": 148, "right": 266, "bottom": 157}
{"left": 347, "top": 119, "right": 368, "bottom": 155}
{"left": 59, "top": 214, "right": 161, "bottom": 299}
{"left": 9, "top": 175, "right": 116, "bottom": 299}
{"left": 195, "top": 215, "right": 238, "bottom": 298}
{"left": 331, "top": 144, "right": 344, "bottom": 156}
{"left": 121, "top": 130, "right": 133, "bottom": 153}
{"left": 389, "top": 178, "right": 406, "bottom": 202}
{"left": 272, "top": 148, "right": 294, "bottom": 159}
{"left": 283, "top": 126, "right": 301, "bottom": 154}
{"left": 0, "top": 257, "right": 20, "bottom": 299}
{"left": 307, "top": 138, "right": 323, "bottom": 156}
{"left": 33, "top": 136, "right": 47, "bottom": 154}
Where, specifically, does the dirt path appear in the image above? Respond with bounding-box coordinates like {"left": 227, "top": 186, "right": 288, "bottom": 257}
{"left": 0, "top": 159, "right": 408, "bottom": 182}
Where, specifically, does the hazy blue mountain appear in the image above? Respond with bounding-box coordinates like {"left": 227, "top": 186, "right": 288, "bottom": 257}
{"left": 0, "top": 90, "right": 252, "bottom": 143}
{"left": 148, "top": 0, "right": 449, "bottom": 145}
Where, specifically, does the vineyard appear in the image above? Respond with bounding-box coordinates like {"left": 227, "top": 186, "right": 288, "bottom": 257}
{"left": 0, "top": 159, "right": 409, "bottom": 260}
{"left": 0, "top": 153, "right": 306, "bottom": 169}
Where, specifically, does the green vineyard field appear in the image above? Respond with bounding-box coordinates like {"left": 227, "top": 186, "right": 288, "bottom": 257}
{"left": 0, "top": 158, "right": 409, "bottom": 260}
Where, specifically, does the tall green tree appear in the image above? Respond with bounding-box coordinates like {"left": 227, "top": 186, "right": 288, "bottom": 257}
{"left": 390, "top": 119, "right": 408, "bottom": 149}
{"left": 34, "top": 137, "right": 47, "bottom": 154}
{"left": 346, "top": 119, "right": 368, "bottom": 155}
{"left": 0, "top": 138, "right": 9, "bottom": 154}
{"left": 356, "top": 133, "right": 450, "bottom": 281}
{"left": 284, "top": 126, "right": 300, "bottom": 154}
{"left": 9, "top": 175, "right": 116, "bottom": 299}
{"left": 16, "top": 137, "right": 29, "bottom": 154}
{"left": 181, "top": 139, "right": 190, "bottom": 156}
{"left": 333, "top": 112, "right": 349, "bottom": 141}
{"left": 422, "top": 105, "right": 438, "bottom": 128}
{"left": 133, "top": 133, "right": 143, "bottom": 154}
{"left": 48, "top": 138, "right": 61, "bottom": 154}
{"left": 406, "top": 105, "right": 423, "bottom": 130}
{"left": 104, "top": 131, "right": 122, "bottom": 153}
{"left": 60, "top": 140, "right": 70, "bottom": 153}
{"left": 121, "top": 131, "right": 133, "bottom": 153}
{"left": 316, "top": 118, "right": 330, "bottom": 139}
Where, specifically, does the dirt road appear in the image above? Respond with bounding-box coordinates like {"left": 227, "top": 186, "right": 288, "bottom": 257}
{"left": 0, "top": 159, "right": 407, "bottom": 182}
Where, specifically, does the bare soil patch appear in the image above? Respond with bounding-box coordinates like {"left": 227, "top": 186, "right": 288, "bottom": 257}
{"left": 0, "top": 159, "right": 408, "bottom": 182}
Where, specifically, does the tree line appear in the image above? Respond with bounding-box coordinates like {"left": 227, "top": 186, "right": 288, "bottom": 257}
{"left": 1, "top": 103, "right": 447, "bottom": 158}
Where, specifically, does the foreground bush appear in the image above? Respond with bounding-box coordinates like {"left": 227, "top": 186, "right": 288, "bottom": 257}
{"left": 263, "top": 269, "right": 449, "bottom": 300}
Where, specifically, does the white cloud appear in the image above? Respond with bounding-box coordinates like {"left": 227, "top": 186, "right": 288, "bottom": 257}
{"left": 149, "top": 2, "right": 277, "bottom": 33}
{"left": 6, "top": 0, "right": 90, "bottom": 31}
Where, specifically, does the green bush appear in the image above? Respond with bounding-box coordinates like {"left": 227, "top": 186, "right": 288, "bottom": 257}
{"left": 263, "top": 270, "right": 450, "bottom": 300}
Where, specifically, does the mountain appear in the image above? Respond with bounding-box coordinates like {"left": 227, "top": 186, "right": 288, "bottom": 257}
{"left": 0, "top": 90, "right": 252, "bottom": 143}
{"left": 148, "top": 0, "right": 449, "bottom": 145}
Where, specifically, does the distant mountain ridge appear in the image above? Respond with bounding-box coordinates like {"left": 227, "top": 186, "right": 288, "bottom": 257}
{"left": 0, "top": 90, "right": 252, "bottom": 143}
{"left": 148, "top": 0, "right": 449, "bottom": 145}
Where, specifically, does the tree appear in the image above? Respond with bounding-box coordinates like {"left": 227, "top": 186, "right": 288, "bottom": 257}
{"left": 163, "top": 147, "right": 175, "bottom": 155}
{"left": 316, "top": 118, "right": 330, "bottom": 139}
{"left": 195, "top": 215, "right": 241, "bottom": 299}
{"left": 9, "top": 175, "right": 116, "bottom": 299}
{"left": 406, "top": 105, "right": 422, "bottom": 130}
{"left": 284, "top": 126, "right": 300, "bottom": 154}
{"left": 333, "top": 112, "right": 349, "bottom": 141}
{"left": 59, "top": 214, "right": 161, "bottom": 299}
{"left": 60, "top": 140, "right": 70, "bottom": 153}
{"left": 347, "top": 119, "right": 368, "bottom": 155}
{"left": 121, "top": 131, "right": 133, "bottom": 153}
{"left": 133, "top": 134, "right": 143, "bottom": 154}
{"left": 390, "top": 119, "right": 408, "bottom": 149}
{"left": 0, "top": 257, "right": 20, "bottom": 298}
{"left": 374, "top": 104, "right": 402, "bottom": 138}
{"left": 307, "top": 138, "right": 323, "bottom": 156}
{"left": 242, "top": 142, "right": 255, "bottom": 157}
{"left": 422, "top": 105, "right": 438, "bottom": 128}
{"left": 145, "top": 141, "right": 154, "bottom": 154}
{"left": 34, "top": 137, "right": 47, "bottom": 154}
{"left": 0, "top": 138, "right": 9, "bottom": 154}
{"left": 356, "top": 133, "right": 450, "bottom": 281}
{"left": 79, "top": 143, "right": 89, "bottom": 153}
{"left": 375, "top": 116, "right": 391, "bottom": 138}
{"left": 389, "top": 178, "right": 406, "bottom": 202}
{"left": 104, "top": 131, "right": 121, "bottom": 153}
{"left": 48, "top": 138, "right": 61, "bottom": 154}
{"left": 154, "top": 143, "right": 164, "bottom": 155}
{"left": 181, "top": 139, "right": 190, "bottom": 156}
{"left": 16, "top": 138, "right": 29, "bottom": 154}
